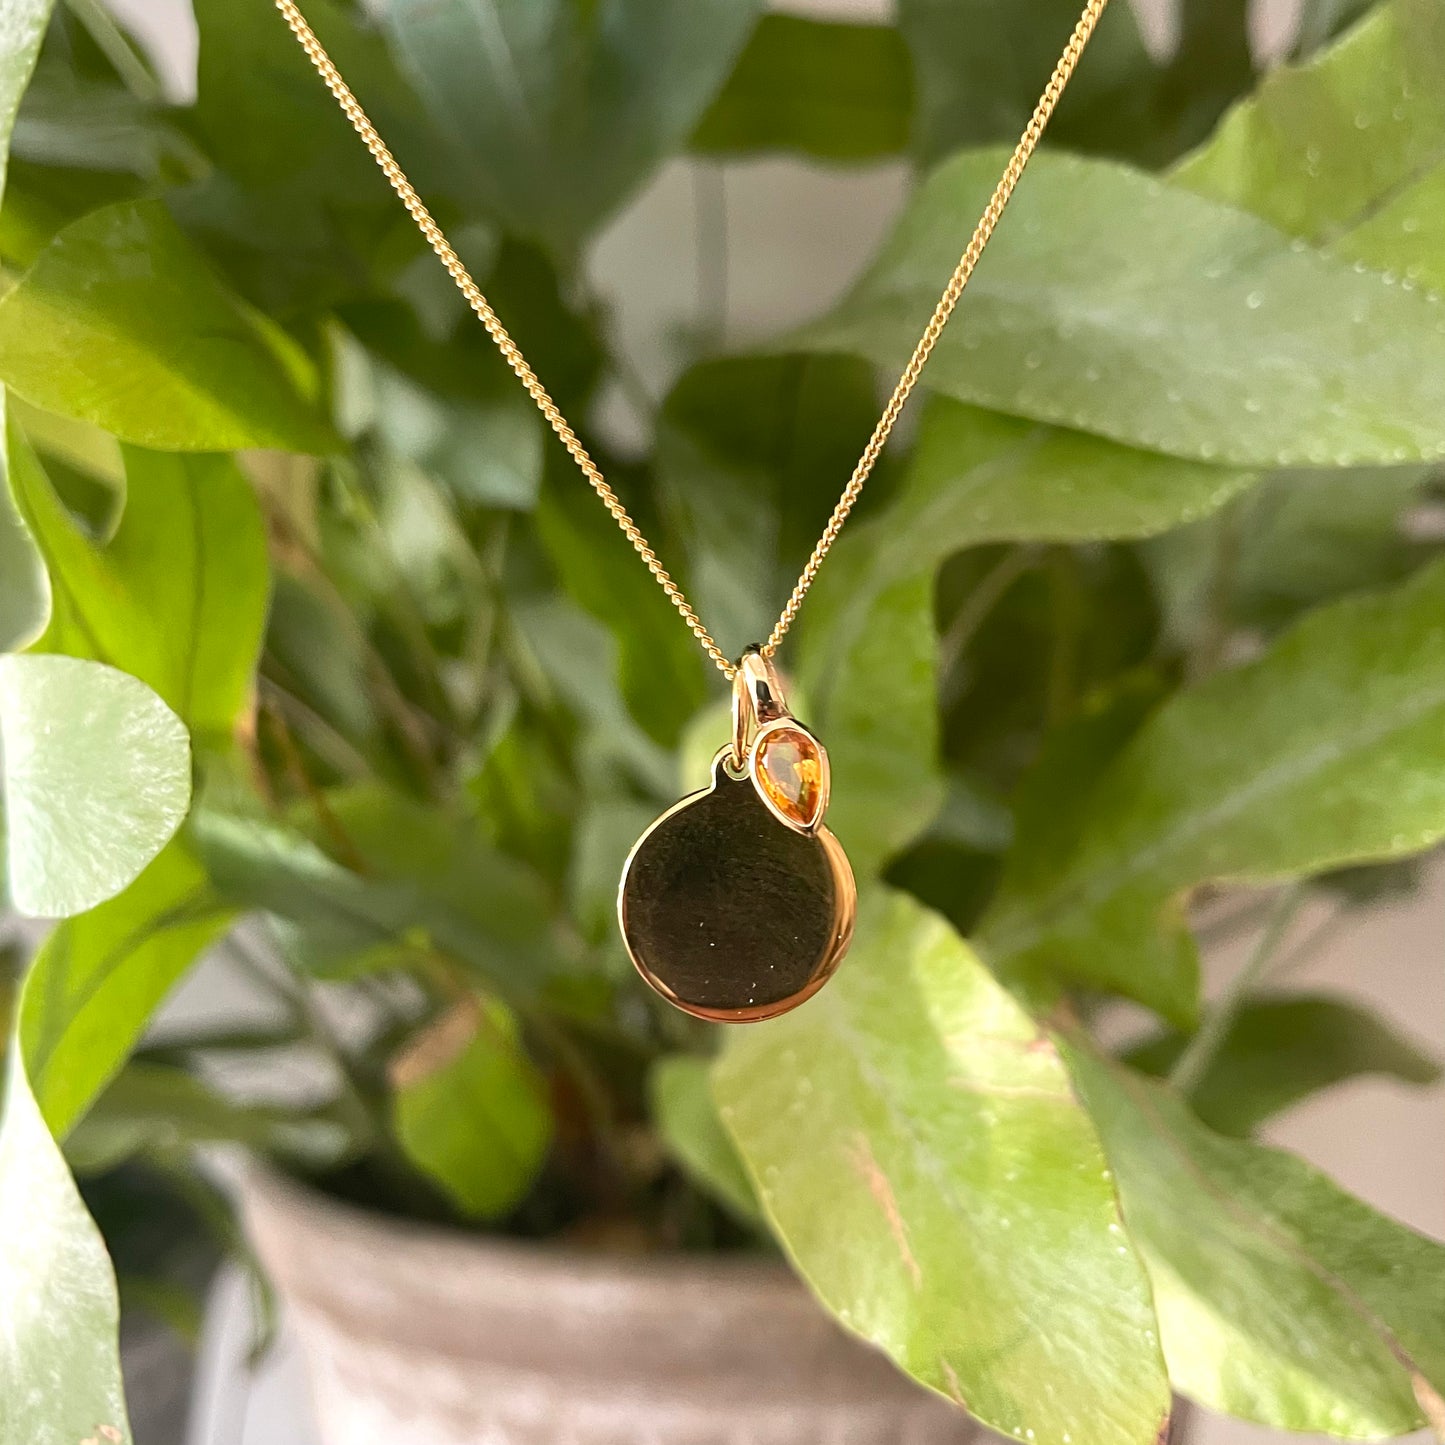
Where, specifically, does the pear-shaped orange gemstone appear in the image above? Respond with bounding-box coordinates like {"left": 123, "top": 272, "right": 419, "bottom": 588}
{"left": 755, "top": 726, "right": 825, "bottom": 829}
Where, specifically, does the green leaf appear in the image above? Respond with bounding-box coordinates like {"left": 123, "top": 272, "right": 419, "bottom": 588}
{"left": 322, "top": 785, "right": 559, "bottom": 972}
{"left": 691, "top": 15, "right": 912, "bottom": 163}
{"left": 797, "top": 401, "right": 1252, "bottom": 875}
{"left": 384, "top": 0, "right": 762, "bottom": 257}
{"left": 1176, "top": 0, "right": 1445, "bottom": 266}
{"left": 1124, "top": 993, "right": 1441, "bottom": 1137}
{"left": 535, "top": 473, "right": 708, "bottom": 749}
{"left": 797, "top": 150, "right": 1445, "bottom": 468}
{"left": 0, "top": 653, "right": 191, "bottom": 919}
{"left": 0, "top": 200, "right": 335, "bottom": 452}
{"left": 67, "top": 1059, "right": 352, "bottom": 1176}
{"left": 0, "top": 411, "right": 48, "bottom": 652}
{"left": 338, "top": 300, "right": 544, "bottom": 511}
{"left": 20, "top": 841, "right": 229, "bottom": 1140}
{"left": 715, "top": 887, "right": 1170, "bottom": 1445}
{"left": 900, "top": 0, "right": 1256, "bottom": 169}
{"left": 390, "top": 995, "right": 553, "bottom": 1220}
{"left": 8, "top": 424, "right": 269, "bottom": 740}
{"left": 654, "top": 353, "right": 881, "bottom": 654}
{"left": 569, "top": 794, "right": 658, "bottom": 945}
{"left": 1066, "top": 1042, "right": 1445, "bottom": 1437}
{"left": 193, "top": 809, "right": 559, "bottom": 998}
{"left": 182, "top": 0, "right": 459, "bottom": 316}
{"left": 1144, "top": 465, "right": 1429, "bottom": 649}
{"left": 649, "top": 1055, "right": 759, "bottom": 1223}
{"left": 982, "top": 558, "right": 1445, "bottom": 1024}
{"left": 0, "top": 1045, "right": 131, "bottom": 1445}
{"left": 0, "top": 0, "right": 55, "bottom": 203}
{"left": 901, "top": 0, "right": 1152, "bottom": 160}
{"left": 192, "top": 0, "right": 432, "bottom": 199}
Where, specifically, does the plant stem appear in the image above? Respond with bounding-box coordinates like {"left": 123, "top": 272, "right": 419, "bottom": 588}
{"left": 1271, "top": 901, "right": 1361, "bottom": 981}
{"left": 224, "top": 931, "right": 381, "bottom": 1151}
{"left": 1170, "top": 881, "right": 1307, "bottom": 1097}
{"left": 260, "top": 697, "right": 366, "bottom": 872}
{"left": 64, "top": 0, "right": 163, "bottom": 102}
{"left": 938, "top": 544, "right": 1041, "bottom": 705}
{"left": 1191, "top": 495, "right": 1245, "bottom": 680}
{"left": 256, "top": 674, "right": 373, "bottom": 781}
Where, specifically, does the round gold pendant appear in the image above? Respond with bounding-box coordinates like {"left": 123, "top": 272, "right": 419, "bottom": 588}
{"left": 617, "top": 650, "right": 856, "bottom": 1022}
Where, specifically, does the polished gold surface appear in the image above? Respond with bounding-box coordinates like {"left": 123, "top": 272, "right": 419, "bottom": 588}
{"left": 275, "top": 0, "right": 1111, "bottom": 677}
{"left": 730, "top": 647, "right": 831, "bottom": 835}
{"left": 730, "top": 646, "right": 787, "bottom": 769}
{"left": 618, "top": 749, "right": 856, "bottom": 1023}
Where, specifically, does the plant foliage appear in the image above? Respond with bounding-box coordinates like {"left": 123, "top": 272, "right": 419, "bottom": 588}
{"left": 0, "top": 1, "right": 1442, "bottom": 1442}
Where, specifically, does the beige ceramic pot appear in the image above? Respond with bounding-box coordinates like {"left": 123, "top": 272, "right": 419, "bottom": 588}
{"left": 241, "top": 1167, "right": 984, "bottom": 1445}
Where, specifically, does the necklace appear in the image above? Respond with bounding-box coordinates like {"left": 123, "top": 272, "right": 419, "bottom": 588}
{"left": 278, "top": 0, "right": 1111, "bottom": 1020}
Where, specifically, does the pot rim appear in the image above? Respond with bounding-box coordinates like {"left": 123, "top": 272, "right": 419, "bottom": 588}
{"left": 240, "top": 1160, "right": 804, "bottom": 1297}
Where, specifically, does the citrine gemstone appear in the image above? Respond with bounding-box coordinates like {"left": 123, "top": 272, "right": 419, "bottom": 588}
{"left": 755, "top": 726, "right": 825, "bottom": 829}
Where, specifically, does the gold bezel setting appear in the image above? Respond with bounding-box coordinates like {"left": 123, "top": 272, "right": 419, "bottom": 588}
{"left": 748, "top": 716, "right": 830, "bottom": 835}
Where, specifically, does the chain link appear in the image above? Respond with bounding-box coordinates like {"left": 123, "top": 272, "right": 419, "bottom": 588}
{"left": 276, "top": 0, "right": 1109, "bottom": 679}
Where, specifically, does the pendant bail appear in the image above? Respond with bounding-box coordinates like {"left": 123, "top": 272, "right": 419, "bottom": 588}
{"left": 730, "top": 646, "right": 787, "bottom": 770}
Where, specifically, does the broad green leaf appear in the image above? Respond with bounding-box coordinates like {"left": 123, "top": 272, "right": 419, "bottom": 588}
{"left": 20, "top": 841, "right": 229, "bottom": 1140}
{"left": 0, "top": 0, "right": 54, "bottom": 202}
{"left": 535, "top": 476, "right": 709, "bottom": 749}
{"left": 8, "top": 425, "right": 269, "bottom": 740}
{"left": 508, "top": 596, "right": 665, "bottom": 790}
{"left": 384, "top": 0, "right": 762, "bottom": 257}
{"left": 11, "top": 47, "right": 182, "bottom": 182}
{"left": 1066, "top": 1043, "right": 1445, "bottom": 1437}
{"left": 0, "top": 201, "right": 335, "bottom": 452}
{"left": 805, "top": 566, "right": 940, "bottom": 879}
{"left": 798, "top": 401, "right": 1252, "bottom": 874}
{"left": 339, "top": 300, "right": 544, "bottom": 511}
{"left": 1124, "top": 993, "right": 1441, "bottom": 1137}
{"left": 654, "top": 353, "right": 880, "bottom": 653}
{"left": 1176, "top": 0, "right": 1445, "bottom": 262}
{"left": 900, "top": 0, "right": 1156, "bottom": 161}
{"left": 193, "top": 810, "right": 559, "bottom": 997}
{"left": 192, "top": 0, "right": 433, "bottom": 199}
{"left": 1008, "top": 671, "right": 1171, "bottom": 857}
{"left": 0, "top": 406, "right": 48, "bottom": 651}
{"left": 1177, "top": 0, "right": 1445, "bottom": 291}
{"left": 1295, "top": 0, "right": 1379, "bottom": 57}
{"left": 1341, "top": 164, "right": 1445, "bottom": 293}
{"left": 692, "top": 15, "right": 912, "bottom": 163}
{"left": 390, "top": 995, "right": 552, "bottom": 1220}
{"left": 715, "top": 888, "right": 1170, "bottom": 1445}
{"left": 0, "top": 1046, "right": 131, "bottom": 1445}
{"left": 938, "top": 546, "right": 1163, "bottom": 792}
{"left": 468, "top": 702, "right": 579, "bottom": 884}
{"left": 1145, "top": 465, "right": 1429, "bottom": 649}
{"left": 570, "top": 794, "right": 658, "bottom": 945}
{"left": 0, "top": 654, "right": 191, "bottom": 918}
{"left": 982, "top": 558, "right": 1445, "bottom": 1024}
{"left": 901, "top": 0, "right": 1255, "bottom": 169}
{"left": 182, "top": 0, "right": 457, "bottom": 316}
{"left": 649, "top": 1055, "right": 759, "bottom": 1223}
{"left": 797, "top": 150, "right": 1445, "bottom": 468}
{"left": 321, "top": 785, "right": 558, "bottom": 971}
{"left": 67, "top": 1060, "right": 352, "bottom": 1176}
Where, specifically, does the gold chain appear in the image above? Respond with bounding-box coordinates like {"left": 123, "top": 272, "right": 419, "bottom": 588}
{"left": 276, "top": 0, "right": 1110, "bottom": 679}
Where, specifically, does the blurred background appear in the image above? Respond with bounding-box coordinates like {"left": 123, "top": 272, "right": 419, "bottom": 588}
{"left": 14, "top": 0, "right": 1444, "bottom": 1442}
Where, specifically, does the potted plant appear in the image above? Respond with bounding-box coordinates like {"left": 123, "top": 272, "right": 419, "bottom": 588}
{"left": 2, "top": 0, "right": 1444, "bottom": 1442}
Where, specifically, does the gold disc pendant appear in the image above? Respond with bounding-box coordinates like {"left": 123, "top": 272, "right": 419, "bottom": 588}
{"left": 618, "top": 649, "right": 856, "bottom": 1022}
